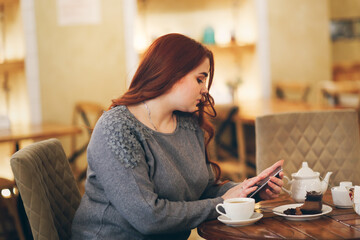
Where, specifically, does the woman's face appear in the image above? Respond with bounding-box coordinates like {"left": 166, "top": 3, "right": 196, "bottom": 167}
{"left": 168, "top": 58, "right": 210, "bottom": 112}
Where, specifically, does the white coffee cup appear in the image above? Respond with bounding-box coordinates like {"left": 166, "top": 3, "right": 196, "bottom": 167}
{"left": 353, "top": 186, "right": 360, "bottom": 216}
{"left": 216, "top": 198, "right": 255, "bottom": 220}
{"left": 331, "top": 181, "right": 353, "bottom": 208}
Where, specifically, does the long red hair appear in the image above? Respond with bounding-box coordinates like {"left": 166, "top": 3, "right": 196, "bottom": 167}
{"left": 110, "top": 33, "right": 222, "bottom": 183}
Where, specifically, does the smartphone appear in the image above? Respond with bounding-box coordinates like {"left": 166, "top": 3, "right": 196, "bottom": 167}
{"left": 247, "top": 165, "right": 282, "bottom": 198}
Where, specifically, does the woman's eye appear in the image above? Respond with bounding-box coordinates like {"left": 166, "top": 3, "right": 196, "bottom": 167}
{"left": 197, "top": 78, "right": 204, "bottom": 84}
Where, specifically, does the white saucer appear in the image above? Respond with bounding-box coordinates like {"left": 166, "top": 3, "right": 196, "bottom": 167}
{"left": 272, "top": 204, "right": 332, "bottom": 221}
{"left": 334, "top": 204, "right": 353, "bottom": 209}
{"left": 217, "top": 212, "right": 263, "bottom": 227}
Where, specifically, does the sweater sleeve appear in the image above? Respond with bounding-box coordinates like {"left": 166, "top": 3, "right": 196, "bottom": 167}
{"left": 87, "top": 118, "right": 223, "bottom": 235}
{"left": 200, "top": 164, "right": 238, "bottom": 199}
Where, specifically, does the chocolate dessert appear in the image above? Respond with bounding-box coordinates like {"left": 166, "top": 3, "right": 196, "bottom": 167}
{"left": 284, "top": 191, "right": 323, "bottom": 215}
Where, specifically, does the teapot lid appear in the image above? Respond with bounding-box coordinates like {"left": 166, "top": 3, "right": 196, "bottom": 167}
{"left": 293, "top": 162, "right": 318, "bottom": 177}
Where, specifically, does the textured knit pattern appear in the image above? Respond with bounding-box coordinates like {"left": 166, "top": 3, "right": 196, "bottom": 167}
{"left": 71, "top": 106, "right": 236, "bottom": 240}
{"left": 10, "top": 139, "right": 81, "bottom": 240}
{"left": 102, "top": 105, "right": 153, "bottom": 168}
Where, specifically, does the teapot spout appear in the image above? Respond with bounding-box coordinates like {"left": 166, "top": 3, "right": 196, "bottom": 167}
{"left": 321, "top": 172, "right": 333, "bottom": 193}
{"left": 282, "top": 175, "right": 293, "bottom": 195}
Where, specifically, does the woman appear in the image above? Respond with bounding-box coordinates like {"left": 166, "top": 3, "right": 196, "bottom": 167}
{"left": 71, "top": 33, "right": 284, "bottom": 240}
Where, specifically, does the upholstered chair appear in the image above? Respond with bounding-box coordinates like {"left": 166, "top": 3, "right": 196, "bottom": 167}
{"left": 10, "top": 138, "right": 81, "bottom": 240}
{"left": 256, "top": 109, "right": 360, "bottom": 186}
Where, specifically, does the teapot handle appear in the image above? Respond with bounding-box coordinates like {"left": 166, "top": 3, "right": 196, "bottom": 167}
{"left": 282, "top": 175, "right": 292, "bottom": 195}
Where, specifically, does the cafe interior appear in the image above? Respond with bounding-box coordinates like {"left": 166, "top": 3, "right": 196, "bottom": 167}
{"left": 1, "top": 0, "right": 360, "bottom": 239}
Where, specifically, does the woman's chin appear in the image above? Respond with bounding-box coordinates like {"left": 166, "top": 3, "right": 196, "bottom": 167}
{"left": 184, "top": 106, "right": 197, "bottom": 113}
{"left": 178, "top": 103, "right": 198, "bottom": 113}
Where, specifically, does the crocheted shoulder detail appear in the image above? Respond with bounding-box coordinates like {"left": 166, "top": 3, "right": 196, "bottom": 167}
{"left": 178, "top": 114, "right": 199, "bottom": 131}
{"left": 99, "top": 105, "right": 152, "bottom": 168}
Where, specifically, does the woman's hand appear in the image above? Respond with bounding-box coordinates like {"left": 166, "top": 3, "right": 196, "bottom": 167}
{"left": 257, "top": 160, "right": 284, "bottom": 200}
{"left": 221, "top": 177, "right": 260, "bottom": 200}
{"left": 221, "top": 160, "right": 284, "bottom": 201}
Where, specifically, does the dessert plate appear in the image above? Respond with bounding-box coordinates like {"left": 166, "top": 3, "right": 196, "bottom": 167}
{"left": 272, "top": 204, "right": 332, "bottom": 221}
{"left": 217, "top": 212, "right": 263, "bottom": 227}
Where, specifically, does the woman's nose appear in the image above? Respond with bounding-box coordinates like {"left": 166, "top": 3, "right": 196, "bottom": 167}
{"left": 201, "top": 86, "right": 208, "bottom": 94}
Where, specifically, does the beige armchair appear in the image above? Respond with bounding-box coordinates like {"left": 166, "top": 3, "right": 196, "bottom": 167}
{"left": 256, "top": 109, "right": 360, "bottom": 186}
{"left": 10, "top": 138, "right": 81, "bottom": 240}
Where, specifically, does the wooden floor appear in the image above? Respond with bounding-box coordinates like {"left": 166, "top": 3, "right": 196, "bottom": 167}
{"left": 189, "top": 229, "right": 205, "bottom": 240}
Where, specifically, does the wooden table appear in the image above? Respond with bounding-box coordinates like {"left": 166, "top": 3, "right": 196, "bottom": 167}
{"left": 198, "top": 191, "right": 360, "bottom": 239}
{"left": 235, "top": 98, "right": 340, "bottom": 124}
{"left": 0, "top": 123, "right": 82, "bottom": 152}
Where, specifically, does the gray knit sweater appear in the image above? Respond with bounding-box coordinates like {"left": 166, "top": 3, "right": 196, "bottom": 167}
{"left": 71, "top": 105, "right": 237, "bottom": 240}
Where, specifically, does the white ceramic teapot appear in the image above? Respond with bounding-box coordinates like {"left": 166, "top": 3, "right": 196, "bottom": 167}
{"left": 282, "top": 162, "right": 333, "bottom": 202}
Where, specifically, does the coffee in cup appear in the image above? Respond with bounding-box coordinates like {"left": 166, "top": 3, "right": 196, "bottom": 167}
{"left": 216, "top": 198, "right": 255, "bottom": 220}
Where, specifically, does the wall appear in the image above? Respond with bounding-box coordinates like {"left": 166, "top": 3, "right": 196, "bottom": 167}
{"left": 329, "top": 0, "right": 360, "bottom": 18}
{"left": 268, "top": 0, "right": 331, "bottom": 100}
{"left": 136, "top": 0, "right": 261, "bottom": 103}
{"left": 33, "top": 0, "right": 128, "bottom": 152}
{"left": 329, "top": 0, "right": 360, "bottom": 63}
{"left": 34, "top": 0, "right": 127, "bottom": 123}
{"left": 332, "top": 41, "right": 360, "bottom": 63}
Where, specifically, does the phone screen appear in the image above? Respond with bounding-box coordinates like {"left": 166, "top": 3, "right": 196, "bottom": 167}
{"left": 247, "top": 166, "right": 282, "bottom": 198}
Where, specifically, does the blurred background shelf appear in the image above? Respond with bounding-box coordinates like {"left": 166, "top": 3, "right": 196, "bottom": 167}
{"left": 205, "top": 42, "right": 256, "bottom": 50}
{"left": 0, "top": 60, "right": 24, "bottom": 73}
{"left": 0, "top": 0, "right": 14, "bottom": 4}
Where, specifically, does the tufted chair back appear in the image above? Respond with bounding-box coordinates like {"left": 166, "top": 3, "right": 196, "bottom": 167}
{"left": 10, "top": 138, "right": 81, "bottom": 240}
{"left": 256, "top": 109, "right": 360, "bottom": 186}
